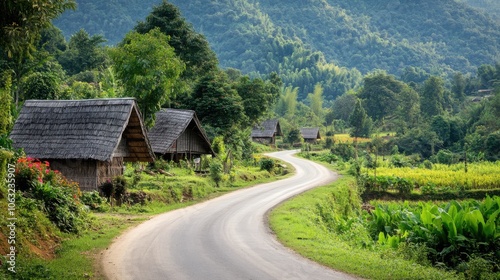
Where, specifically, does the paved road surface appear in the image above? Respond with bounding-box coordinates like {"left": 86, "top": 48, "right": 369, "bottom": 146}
{"left": 102, "top": 150, "right": 358, "bottom": 280}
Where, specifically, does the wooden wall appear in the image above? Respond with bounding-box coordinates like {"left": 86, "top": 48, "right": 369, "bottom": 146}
{"left": 49, "top": 159, "right": 97, "bottom": 192}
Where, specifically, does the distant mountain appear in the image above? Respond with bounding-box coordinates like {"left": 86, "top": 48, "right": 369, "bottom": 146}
{"left": 54, "top": 0, "right": 500, "bottom": 101}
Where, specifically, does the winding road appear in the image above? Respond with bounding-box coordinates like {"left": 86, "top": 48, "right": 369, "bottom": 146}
{"left": 102, "top": 150, "right": 357, "bottom": 280}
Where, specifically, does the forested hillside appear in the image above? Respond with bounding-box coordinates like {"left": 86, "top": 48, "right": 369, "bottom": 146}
{"left": 461, "top": 0, "right": 500, "bottom": 21}
{"left": 53, "top": 0, "right": 500, "bottom": 102}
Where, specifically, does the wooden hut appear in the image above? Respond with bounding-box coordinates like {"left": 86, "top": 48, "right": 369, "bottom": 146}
{"left": 10, "top": 98, "right": 154, "bottom": 191}
{"left": 300, "top": 127, "right": 321, "bottom": 143}
{"left": 251, "top": 119, "right": 283, "bottom": 144}
{"left": 148, "top": 108, "right": 214, "bottom": 161}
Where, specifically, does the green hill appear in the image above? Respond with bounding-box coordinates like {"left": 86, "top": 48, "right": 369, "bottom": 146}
{"left": 53, "top": 0, "right": 500, "bottom": 101}
{"left": 461, "top": 0, "right": 500, "bottom": 21}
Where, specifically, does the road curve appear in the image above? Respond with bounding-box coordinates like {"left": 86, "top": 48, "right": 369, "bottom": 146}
{"left": 102, "top": 150, "right": 357, "bottom": 280}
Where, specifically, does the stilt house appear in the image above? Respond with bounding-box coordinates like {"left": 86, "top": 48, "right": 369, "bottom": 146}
{"left": 148, "top": 108, "right": 214, "bottom": 161}
{"left": 10, "top": 98, "right": 154, "bottom": 191}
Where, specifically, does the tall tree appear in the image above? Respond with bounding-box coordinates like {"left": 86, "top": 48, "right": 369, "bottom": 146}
{"left": 331, "top": 91, "right": 357, "bottom": 122}
{"left": 275, "top": 86, "right": 298, "bottom": 117}
{"left": 421, "top": 76, "right": 445, "bottom": 119}
{"left": 477, "top": 64, "right": 496, "bottom": 89}
{"left": 307, "top": 83, "right": 324, "bottom": 119}
{"left": 394, "top": 85, "right": 421, "bottom": 131}
{"left": 134, "top": 1, "right": 218, "bottom": 86}
{"left": 110, "top": 28, "right": 184, "bottom": 126}
{"left": 235, "top": 75, "right": 281, "bottom": 127}
{"left": 358, "top": 72, "right": 406, "bottom": 122}
{"left": 1, "top": 0, "right": 75, "bottom": 106}
{"left": 349, "top": 98, "right": 372, "bottom": 138}
{"left": 184, "top": 70, "right": 245, "bottom": 136}
{"left": 58, "top": 29, "right": 108, "bottom": 76}
{"left": 0, "top": 74, "right": 12, "bottom": 135}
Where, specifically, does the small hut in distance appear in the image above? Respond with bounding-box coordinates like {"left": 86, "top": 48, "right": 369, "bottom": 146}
{"left": 148, "top": 108, "right": 214, "bottom": 161}
{"left": 10, "top": 98, "right": 155, "bottom": 191}
{"left": 251, "top": 119, "right": 283, "bottom": 144}
{"left": 300, "top": 127, "right": 321, "bottom": 143}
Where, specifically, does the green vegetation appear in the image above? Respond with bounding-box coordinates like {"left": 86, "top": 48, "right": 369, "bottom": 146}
{"left": 54, "top": 0, "right": 500, "bottom": 101}
{"left": 2, "top": 0, "right": 500, "bottom": 279}
{"left": 271, "top": 149, "right": 500, "bottom": 279}
{"left": 269, "top": 176, "right": 461, "bottom": 280}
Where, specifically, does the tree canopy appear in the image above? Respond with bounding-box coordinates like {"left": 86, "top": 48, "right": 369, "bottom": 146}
{"left": 110, "top": 28, "right": 184, "bottom": 126}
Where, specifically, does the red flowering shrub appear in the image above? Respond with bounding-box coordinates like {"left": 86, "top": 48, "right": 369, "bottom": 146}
{"left": 15, "top": 157, "right": 81, "bottom": 198}
{"left": 14, "top": 157, "right": 86, "bottom": 233}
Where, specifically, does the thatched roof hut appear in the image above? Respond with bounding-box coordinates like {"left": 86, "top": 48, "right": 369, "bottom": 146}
{"left": 300, "top": 127, "right": 321, "bottom": 143}
{"left": 10, "top": 98, "right": 154, "bottom": 191}
{"left": 251, "top": 119, "right": 283, "bottom": 144}
{"left": 148, "top": 108, "right": 214, "bottom": 161}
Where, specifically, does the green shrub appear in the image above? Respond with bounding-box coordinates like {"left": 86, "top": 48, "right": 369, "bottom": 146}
{"left": 31, "top": 182, "right": 85, "bottom": 233}
{"left": 209, "top": 159, "right": 223, "bottom": 187}
{"left": 368, "top": 197, "right": 500, "bottom": 270}
{"left": 259, "top": 158, "right": 275, "bottom": 173}
{"left": 331, "top": 143, "right": 355, "bottom": 161}
{"left": 152, "top": 158, "right": 171, "bottom": 171}
{"left": 423, "top": 160, "right": 433, "bottom": 169}
{"left": 81, "top": 191, "right": 106, "bottom": 211}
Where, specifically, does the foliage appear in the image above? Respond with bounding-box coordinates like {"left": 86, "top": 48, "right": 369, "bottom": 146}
{"left": 330, "top": 92, "right": 356, "bottom": 123}
{"left": 0, "top": 73, "right": 12, "bottom": 134}
{"left": 13, "top": 156, "right": 86, "bottom": 233}
{"left": 58, "top": 29, "right": 108, "bottom": 75}
{"left": 211, "top": 136, "right": 226, "bottom": 157}
{"left": 421, "top": 76, "right": 446, "bottom": 119}
{"left": 349, "top": 98, "right": 373, "bottom": 138}
{"left": 259, "top": 158, "right": 275, "bottom": 173}
{"left": 367, "top": 161, "right": 500, "bottom": 192}
{"left": 330, "top": 143, "right": 356, "bottom": 162}
{"left": 275, "top": 86, "right": 298, "bottom": 117}
{"left": 368, "top": 197, "right": 500, "bottom": 270}
{"left": 270, "top": 176, "right": 460, "bottom": 279}
{"left": 80, "top": 191, "right": 106, "bottom": 211}
{"left": 134, "top": 0, "right": 218, "bottom": 89}
{"left": 285, "top": 127, "right": 302, "bottom": 144}
{"left": 0, "top": 0, "right": 76, "bottom": 60}
{"left": 209, "top": 159, "right": 224, "bottom": 187}
{"left": 15, "top": 157, "right": 80, "bottom": 194}
{"left": 358, "top": 72, "right": 405, "bottom": 122}
{"left": 98, "top": 176, "right": 128, "bottom": 204}
{"left": 110, "top": 28, "right": 184, "bottom": 127}
{"left": 359, "top": 174, "right": 414, "bottom": 194}
{"left": 235, "top": 75, "right": 281, "bottom": 127}
{"left": 182, "top": 70, "right": 245, "bottom": 136}
{"left": 19, "top": 71, "right": 60, "bottom": 100}
{"left": 30, "top": 181, "right": 85, "bottom": 233}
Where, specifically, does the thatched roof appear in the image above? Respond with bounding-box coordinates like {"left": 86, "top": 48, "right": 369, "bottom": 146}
{"left": 148, "top": 108, "right": 214, "bottom": 155}
{"left": 300, "top": 127, "right": 321, "bottom": 140}
{"left": 251, "top": 119, "right": 282, "bottom": 138}
{"left": 10, "top": 98, "right": 154, "bottom": 162}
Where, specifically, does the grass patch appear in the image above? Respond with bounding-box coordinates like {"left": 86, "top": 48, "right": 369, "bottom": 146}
{"left": 268, "top": 175, "right": 461, "bottom": 280}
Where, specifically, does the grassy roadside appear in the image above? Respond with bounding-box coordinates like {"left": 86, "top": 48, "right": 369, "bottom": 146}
{"left": 268, "top": 173, "right": 461, "bottom": 280}
{"left": 4, "top": 160, "right": 294, "bottom": 280}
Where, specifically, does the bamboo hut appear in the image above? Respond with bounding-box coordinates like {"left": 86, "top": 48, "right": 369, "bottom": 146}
{"left": 251, "top": 119, "right": 282, "bottom": 144}
{"left": 300, "top": 127, "right": 321, "bottom": 143}
{"left": 10, "top": 98, "right": 154, "bottom": 191}
{"left": 148, "top": 108, "right": 214, "bottom": 161}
